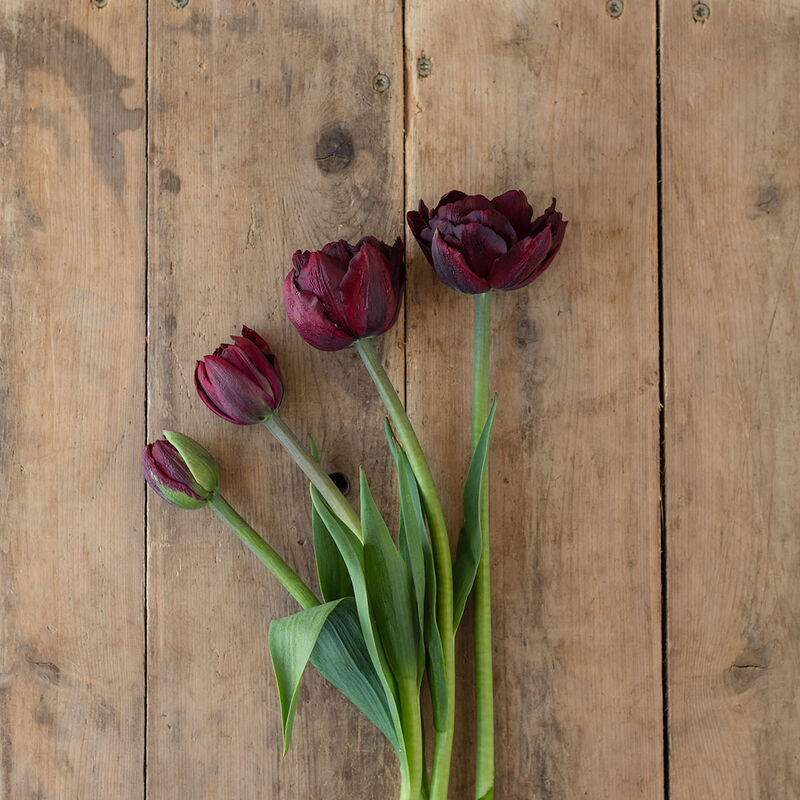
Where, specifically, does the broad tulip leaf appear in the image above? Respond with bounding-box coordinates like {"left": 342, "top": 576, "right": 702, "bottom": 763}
{"left": 309, "top": 487, "right": 404, "bottom": 746}
{"left": 360, "top": 470, "right": 421, "bottom": 684}
{"left": 268, "top": 600, "right": 343, "bottom": 754}
{"left": 385, "top": 422, "right": 448, "bottom": 730}
{"left": 453, "top": 395, "right": 498, "bottom": 629}
{"left": 310, "top": 597, "right": 401, "bottom": 755}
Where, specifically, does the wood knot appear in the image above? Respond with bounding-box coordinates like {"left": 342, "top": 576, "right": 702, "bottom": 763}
{"left": 315, "top": 125, "right": 354, "bottom": 174}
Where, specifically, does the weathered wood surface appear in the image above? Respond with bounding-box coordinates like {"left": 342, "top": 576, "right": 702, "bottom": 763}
{"left": 404, "top": 1, "right": 663, "bottom": 796}
{"left": 1, "top": 0, "right": 799, "bottom": 798}
{"left": 0, "top": 1, "right": 146, "bottom": 796}
{"left": 662, "top": 3, "right": 800, "bottom": 798}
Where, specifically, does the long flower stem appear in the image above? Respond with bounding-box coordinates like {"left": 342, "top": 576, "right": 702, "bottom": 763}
{"left": 209, "top": 493, "right": 320, "bottom": 610}
{"left": 354, "top": 339, "right": 455, "bottom": 800}
{"left": 397, "top": 677, "right": 424, "bottom": 800}
{"left": 263, "top": 412, "right": 362, "bottom": 541}
{"left": 472, "top": 291, "right": 494, "bottom": 800}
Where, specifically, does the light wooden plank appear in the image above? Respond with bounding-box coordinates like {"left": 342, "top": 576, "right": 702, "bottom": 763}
{"left": 0, "top": 1, "right": 146, "bottom": 797}
{"left": 663, "top": 3, "right": 800, "bottom": 797}
{"left": 146, "top": 1, "right": 403, "bottom": 796}
{"left": 404, "top": 1, "right": 663, "bottom": 796}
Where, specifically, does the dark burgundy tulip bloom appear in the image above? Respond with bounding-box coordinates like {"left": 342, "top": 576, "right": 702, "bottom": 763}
{"left": 142, "top": 438, "right": 212, "bottom": 510}
{"left": 284, "top": 236, "right": 405, "bottom": 351}
{"left": 195, "top": 326, "right": 284, "bottom": 425}
{"left": 407, "top": 190, "right": 567, "bottom": 294}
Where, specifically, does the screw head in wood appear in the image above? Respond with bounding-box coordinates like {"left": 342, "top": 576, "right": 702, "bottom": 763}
{"left": 172, "top": 0, "right": 189, "bottom": 7}
{"left": 606, "top": 0, "right": 623, "bottom": 18}
{"left": 373, "top": 73, "right": 390, "bottom": 93}
{"left": 692, "top": 2, "right": 710, "bottom": 22}
{"left": 91, "top": 0, "right": 108, "bottom": 7}
{"left": 417, "top": 56, "right": 432, "bottom": 78}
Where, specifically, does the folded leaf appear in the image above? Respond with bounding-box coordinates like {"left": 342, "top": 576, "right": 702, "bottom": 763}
{"left": 453, "top": 395, "right": 498, "bottom": 629}
{"left": 309, "top": 487, "right": 404, "bottom": 748}
{"left": 312, "top": 496, "right": 354, "bottom": 602}
{"left": 385, "top": 422, "right": 448, "bottom": 730}
{"left": 268, "top": 600, "right": 343, "bottom": 754}
{"left": 360, "top": 470, "right": 421, "bottom": 684}
{"left": 311, "top": 597, "right": 401, "bottom": 755}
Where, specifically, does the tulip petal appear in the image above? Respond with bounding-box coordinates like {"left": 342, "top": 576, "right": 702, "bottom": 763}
{"left": 340, "top": 242, "right": 394, "bottom": 338}
{"left": 294, "top": 250, "right": 349, "bottom": 330}
{"left": 230, "top": 333, "right": 283, "bottom": 407}
{"left": 283, "top": 272, "right": 355, "bottom": 351}
{"left": 431, "top": 230, "right": 490, "bottom": 294}
{"left": 490, "top": 190, "right": 533, "bottom": 239}
{"left": 460, "top": 208, "right": 517, "bottom": 246}
{"left": 197, "top": 356, "right": 270, "bottom": 424}
{"left": 488, "top": 227, "right": 552, "bottom": 290}
{"left": 433, "top": 189, "right": 468, "bottom": 212}
{"left": 454, "top": 222, "right": 509, "bottom": 277}
{"left": 407, "top": 209, "right": 434, "bottom": 264}
{"left": 437, "top": 194, "right": 494, "bottom": 224}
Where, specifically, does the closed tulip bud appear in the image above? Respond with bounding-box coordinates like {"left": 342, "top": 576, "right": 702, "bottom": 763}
{"left": 407, "top": 190, "right": 567, "bottom": 294}
{"left": 142, "top": 434, "right": 218, "bottom": 509}
{"left": 283, "top": 236, "right": 405, "bottom": 351}
{"left": 195, "top": 326, "right": 284, "bottom": 425}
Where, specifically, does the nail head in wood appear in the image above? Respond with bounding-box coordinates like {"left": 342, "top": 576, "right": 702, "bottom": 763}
{"left": 417, "top": 56, "right": 432, "bottom": 78}
{"left": 692, "top": 2, "right": 710, "bottom": 22}
{"left": 373, "top": 73, "right": 391, "bottom": 93}
{"left": 606, "top": 0, "right": 623, "bottom": 18}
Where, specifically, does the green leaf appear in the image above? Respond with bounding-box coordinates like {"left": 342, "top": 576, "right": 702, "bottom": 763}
{"left": 453, "top": 395, "right": 498, "bottom": 630}
{"left": 360, "top": 470, "right": 421, "bottom": 683}
{"left": 310, "top": 597, "right": 401, "bottom": 755}
{"left": 385, "top": 422, "right": 448, "bottom": 730}
{"left": 268, "top": 600, "right": 343, "bottom": 754}
{"left": 309, "top": 487, "right": 404, "bottom": 747}
{"left": 312, "top": 496, "right": 354, "bottom": 602}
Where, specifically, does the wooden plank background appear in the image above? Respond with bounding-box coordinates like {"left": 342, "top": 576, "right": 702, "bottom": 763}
{"left": 1, "top": 1, "right": 797, "bottom": 798}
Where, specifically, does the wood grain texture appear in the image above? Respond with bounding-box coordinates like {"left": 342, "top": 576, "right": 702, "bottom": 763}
{"left": 404, "top": 2, "right": 663, "bottom": 797}
{"left": 146, "top": 1, "right": 404, "bottom": 797}
{"left": 0, "top": 1, "right": 146, "bottom": 797}
{"left": 663, "top": 3, "right": 800, "bottom": 797}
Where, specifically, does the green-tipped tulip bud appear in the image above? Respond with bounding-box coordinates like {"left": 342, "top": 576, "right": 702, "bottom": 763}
{"left": 141, "top": 433, "right": 219, "bottom": 510}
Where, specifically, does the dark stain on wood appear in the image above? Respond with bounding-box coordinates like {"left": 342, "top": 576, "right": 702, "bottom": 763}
{"left": 159, "top": 168, "right": 182, "bottom": 195}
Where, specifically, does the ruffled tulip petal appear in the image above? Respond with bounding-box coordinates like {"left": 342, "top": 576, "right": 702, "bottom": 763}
{"left": 433, "top": 189, "right": 468, "bottom": 212}
{"left": 460, "top": 208, "right": 517, "bottom": 246}
{"left": 437, "top": 194, "right": 494, "bottom": 224}
{"left": 487, "top": 227, "right": 552, "bottom": 290}
{"left": 491, "top": 190, "right": 533, "bottom": 239}
{"left": 197, "top": 356, "right": 270, "bottom": 424}
{"left": 230, "top": 334, "right": 283, "bottom": 407}
{"left": 431, "top": 229, "right": 490, "bottom": 294}
{"left": 283, "top": 272, "right": 355, "bottom": 351}
{"left": 455, "top": 221, "right": 509, "bottom": 277}
{"left": 294, "top": 250, "right": 349, "bottom": 330}
{"left": 407, "top": 209, "right": 434, "bottom": 263}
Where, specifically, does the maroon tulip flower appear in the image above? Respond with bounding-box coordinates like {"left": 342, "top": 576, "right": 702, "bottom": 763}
{"left": 142, "top": 434, "right": 218, "bottom": 510}
{"left": 283, "top": 236, "right": 405, "bottom": 351}
{"left": 407, "top": 190, "right": 567, "bottom": 294}
{"left": 195, "top": 326, "right": 284, "bottom": 425}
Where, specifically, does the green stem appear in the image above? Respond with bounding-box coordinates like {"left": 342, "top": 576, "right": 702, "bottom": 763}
{"left": 208, "top": 493, "right": 320, "bottom": 610}
{"left": 263, "top": 412, "right": 362, "bottom": 541}
{"left": 397, "top": 677, "right": 424, "bottom": 800}
{"left": 472, "top": 291, "right": 494, "bottom": 800}
{"left": 354, "top": 339, "right": 455, "bottom": 800}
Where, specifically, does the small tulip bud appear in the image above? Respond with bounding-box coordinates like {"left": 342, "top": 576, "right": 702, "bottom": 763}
{"left": 407, "top": 190, "right": 567, "bottom": 294}
{"left": 283, "top": 236, "right": 405, "bottom": 351}
{"left": 142, "top": 435, "right": 218, "bottom": 509}
{"left": 195, "top": 326, "right": 284, "bottom": 425}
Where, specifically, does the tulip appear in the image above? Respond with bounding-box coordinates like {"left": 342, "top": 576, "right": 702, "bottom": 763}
{"left": 407, "top": 190, "right": 566, "bottom": 294}
{"left": 283, "top": 236, "right": 405, "bottom": 351}
{"left": 195, "top": 326, "right": 284, "bottom": 425}
{"left": 142, "top": 431, "right": 219, "bottom": 509}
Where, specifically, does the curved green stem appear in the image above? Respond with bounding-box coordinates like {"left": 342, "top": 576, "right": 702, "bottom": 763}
{"left": 354, "top": 339, "right": 455, "bottom": 800}
{"left": 263, "top": 412, "right": 362, "bottom": 541}
{"left": 472, "top": 291, "right": 494, "bottom": 800}
{"left": 208, "top": 493, "right": 320, "bottom": 610}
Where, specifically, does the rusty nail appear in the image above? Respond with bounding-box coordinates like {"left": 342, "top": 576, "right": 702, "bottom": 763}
{"left": 91, "top": 0, "right": 108, "bottom": 7}
{"left": 373, "top": 73, "right": 390, "bottom": 93}
{"left": 692, "top": 2, "right": 710, "bottom": 21}
{"left": 606, "top": 0, "right": 623, "bottom": 17}
{"left": 172, "top": 0, "right": 189, "bottom": 7}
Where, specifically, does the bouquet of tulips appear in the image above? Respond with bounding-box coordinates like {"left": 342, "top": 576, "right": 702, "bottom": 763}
{"left": 143, "top": 190, "right": 566, "bottom": 800}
